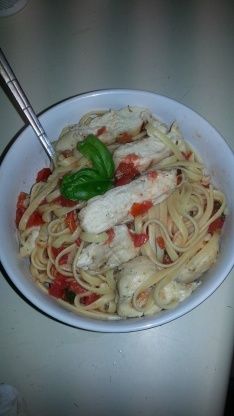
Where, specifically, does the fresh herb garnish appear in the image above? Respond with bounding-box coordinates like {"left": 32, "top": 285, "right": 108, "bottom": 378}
{"left": 60, "top": 135, "right": 115, "bottom": 201}
{"left": 77, "top": 134, "right": 115, "bottom": 179}
{"left": 64, "top": 289, "right": 76, "bottom": 304}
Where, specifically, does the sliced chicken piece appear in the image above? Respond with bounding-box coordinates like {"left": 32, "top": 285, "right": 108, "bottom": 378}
{"left": 113, "top": 121, "right": 186, "bottom": 177}
{"left": 113, "top": 136, "right": 172, "bottom": 174}
{"left": 156, "top": 281, "right": 198, "bottom": 307}
{"left": 79, "top": 169, "right": 177, "bottom": 234}
{"left": 176, "top": 233, "right": 219, "bottom": 284}
{"left": 117, "top": 256, "right": 161, "bottom": 317}
{"left": 55, "top": 106, "right": 152, "bottom": 152}
{"left": 76, "top": 225, "right": 139, "bottom": 271}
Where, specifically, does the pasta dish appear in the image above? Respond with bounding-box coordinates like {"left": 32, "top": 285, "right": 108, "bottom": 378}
{"left": 16, "top": 106, "right": 226, "bottom": 320}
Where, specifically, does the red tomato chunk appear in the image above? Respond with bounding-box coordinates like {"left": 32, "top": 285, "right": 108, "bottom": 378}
{"left": 115, "top": 155, "right": 140, "bottom": 187}
{"left": 16, "top": 192, "right": 44, "bottom": 228}
{"left": 97, "top": 126, "right": 107, "bottom": 136}
{"left": 156, "top": 236, "right": 165, "bottom": 249}
{"left": 26, "top": 211, "right": 44, "bottom": 228}
{"left": 130, "top": 200, "right": 153, "bottom": 217}
{"left": 129, "top": 230, "right": 149, "bottom": 247}
{"left": 15, "top": 192, "right": 28, "bottom": 226}
{"left": 65, "top": 211, "right": 78, "bottom": 233}
{"left": 51, "top": 246, "right": 69, "bottom": 265}
{"left": 208, "top": 215, "right": 225, "bottom": 234}
{"left": 36, "top": 167, "right": 52, "bottom": 182}
{"left": 49, "top": 273, "right": 100, "bottom": 305}
{"left": 54, "top": 196, "right": 77, "bottom": 207}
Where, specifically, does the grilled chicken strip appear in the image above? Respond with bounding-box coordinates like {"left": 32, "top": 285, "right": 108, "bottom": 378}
{"left": 55, "top": 106, "right": 152, "bottom": 151}
{"left": 117, "top": 256, "right": 198, "bottom": 318}
{"left": 76, "top": 225, "right": 139, "bottom": 271}
{"left": 117, "top": 256, "right": 161, "bottom": 318}
{"left": 79, "top": 169, "right": 177, "bottom": 234}
{"left": 113, "top": 135, "right": 171, "bottom": 174}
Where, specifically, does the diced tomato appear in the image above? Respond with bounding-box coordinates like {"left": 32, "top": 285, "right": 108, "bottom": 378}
{"left": 27, "top": 211, "right": 44, "bottom": 228}
{"left": 49, "top": 268, "right": 100, "bottom": 305}
{"left": 115, "top": 155, "right": 140, "bottom": 187}
{"left": 49, "top": 267, "right": 83, "bottom": 298}
{"left": 15, "top": 192, "right": 28, "bottom": 226}
{"left": 97, "top": 126, "right": 107, "bottom": 136}
{"left": 129, "top": 230, "right": 149, "bottom": 247}
{"left": 36, "top": 167, "right": 52, "bottom": 182}
{"left": 68, "top": 281, "right": 99, "bottom": 304}
{"left": 182, "top": 151, "right": 192, "bottom": 160}
{"left": 117, "top": 132, "right": 133, "bottom": 143}
{"left": 208, "top": 215, "right": 225, "bottom": 235}
{"left": 50, "top": 265, "right": 65, "bottom": 279}
{"left": 75, "top": 238, "right": 82, "bottom": 247}
{"left": 51, "top": 246, "right": 65, "bottom": 257}
{"left": 130, "top": 200, "right": 153, "bottom": 217}
{"left": 48, "top": 275, "right": 68, "bottom": 298}
{"left": 147, "top": 171, "right": 158, "bottom": 180}
{"left": 116, "top": 157, "right": 139, "bottom": 177}
{"left": 106, "top": 228, "right": 115, "bottom": 244}
{"left": 16, "top": 192, "right": 44, "bottom": 229}
{"left": 163, "top": 252, "right": 173, "bottom": 264}
{"left": 16, "top": 192, "right": 28, "bottom": 209}
{"left": 81, "top": 292, "right": 100, "bottom": 306}
{"left": 68, "top": 280, "right": 86, "bottom": 295}
{"left": 58, "top": 255, "right": 69, "bottom": 265}
{"left": 156, "top": 236, "right": 165, "bottom": 249}
{"left": 54, "top": 195, "right": 77, "bottom": 207}
{"left": 115, "top": 175, "right": 134, "bottom": 186}
{"left": 65, "top": 211, "right": 78, "bottom": 233}
{"left": 51, "top": 246, "right": 68, "bottom": 265}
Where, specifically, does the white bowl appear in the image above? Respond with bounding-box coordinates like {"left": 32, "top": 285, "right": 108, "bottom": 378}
{"left": 0, "top": 89, "right": 233, "bottom": 332}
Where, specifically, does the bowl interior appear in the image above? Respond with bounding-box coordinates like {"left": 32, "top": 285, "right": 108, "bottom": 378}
{"left": 0, "top": 89, "right": 233, "bottom": 332}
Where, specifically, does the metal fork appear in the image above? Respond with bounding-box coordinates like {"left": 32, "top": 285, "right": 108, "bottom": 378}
{"left": 0, "top": 48, "right": 55, "bottom": 161}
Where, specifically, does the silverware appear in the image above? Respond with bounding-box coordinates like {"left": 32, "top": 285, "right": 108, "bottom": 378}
{"left": 0, "top": 48, "right": 56, "bottom": 161}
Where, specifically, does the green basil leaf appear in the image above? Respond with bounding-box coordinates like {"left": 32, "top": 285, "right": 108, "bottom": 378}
{"left": 60, "top": 168, "right": 113, "bottom": 201}
{"left": 64, "top": 289, "right": 76, "bottom": 304}
{"left": 77, "top": 134, "right": 115, "bottom": 179}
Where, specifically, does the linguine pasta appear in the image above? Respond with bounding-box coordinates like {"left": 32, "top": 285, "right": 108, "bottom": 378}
{"left": 16, "top": 107, "right": 226, "bottom": 320}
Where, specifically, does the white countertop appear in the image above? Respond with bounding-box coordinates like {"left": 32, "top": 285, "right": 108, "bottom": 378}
{"left": 0, "top": 1, "right": 233, "bottom": 415}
